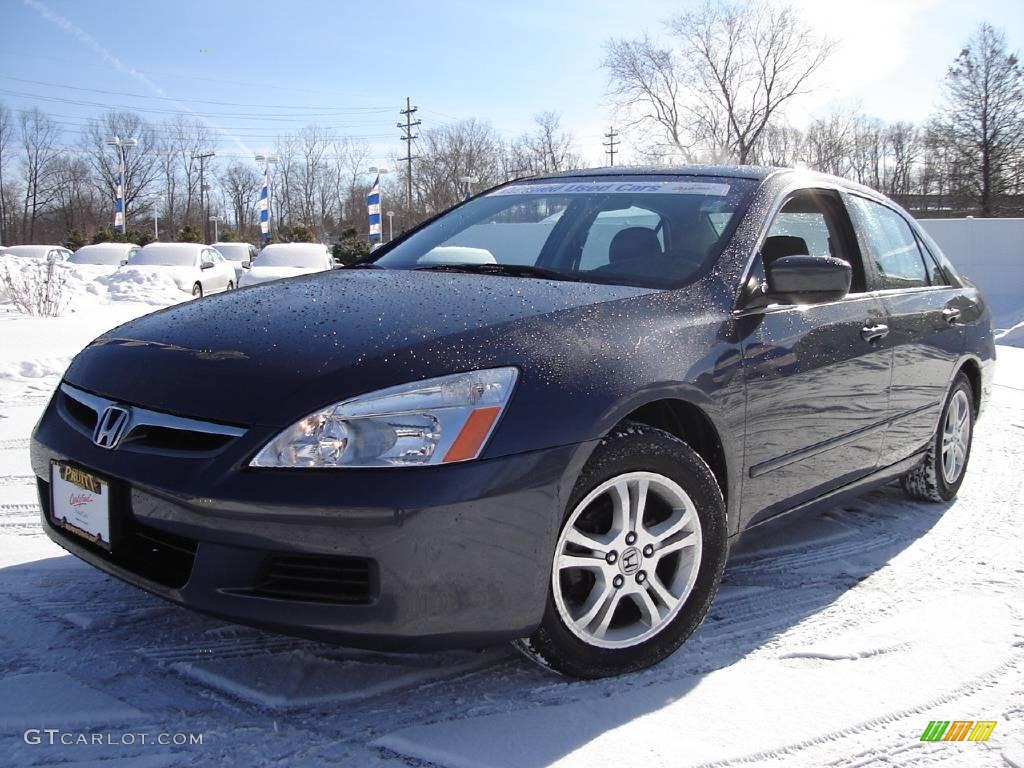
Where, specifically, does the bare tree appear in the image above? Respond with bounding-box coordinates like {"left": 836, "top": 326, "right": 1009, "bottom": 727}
{"left": 84, "top": 111, "right": 159, "bottom": 226}
{"left": 605, "top": 1, "right": 833, "bottom": 163}
{"left": 940, "top": 23, "right": 1024, "bottom": 215}
{"left": 0, "top": 103, "right": 12, "bottom": 244}
{"left": 414, "top": 119, "right": 504, "bottom": 214}
{"left": 517, "top": 112, "right": 582, "bottom": 174}
{"left": 19, "top": 108, "right": 60, "bottom": 242}
{"left": 219, "top": 162, "right": 261, "bottom": 238}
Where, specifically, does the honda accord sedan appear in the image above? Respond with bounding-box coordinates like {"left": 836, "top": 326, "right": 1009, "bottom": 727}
{"left": 30, "top": 167, "right": 994, "bottom": 678}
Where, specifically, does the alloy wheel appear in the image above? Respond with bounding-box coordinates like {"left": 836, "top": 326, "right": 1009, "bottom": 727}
{"left": 552, "top": 471, "right": 703, "bottom": 649}
{"left": 941, "top": 389, "right": 971, "bottom": 484}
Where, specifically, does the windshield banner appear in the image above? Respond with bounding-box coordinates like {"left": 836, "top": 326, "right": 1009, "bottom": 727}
{"left": 487, "top": 180, "right": 731, "bottom": 197}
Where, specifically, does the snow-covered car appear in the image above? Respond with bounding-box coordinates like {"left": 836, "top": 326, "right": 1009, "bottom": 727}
{"left": 239, "top": 243, "right": 334, "bottom": 287}
{"left": 212, "top": 241, "right": 258, "bottom": 283}
{"left": 69, "top": 242, "right": 140, "bottom": 269}
{"left": 4, "top": 245, "right": 72, "bottom": 262}
{"left": 123, "top": 242, "right": 236, "bottom": 298}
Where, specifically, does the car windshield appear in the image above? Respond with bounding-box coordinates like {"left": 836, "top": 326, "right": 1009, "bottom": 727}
{"left": 372, "top": 176, "right": 756, "bottom": 288}
{"left": 131, "top": 248, "right": 196, "bottom": 266}
{"left": 253, "top": 246, "right": 327, "bottom": 268}
{"left": 69, "top": 245, "right": 130, "bottom": 265}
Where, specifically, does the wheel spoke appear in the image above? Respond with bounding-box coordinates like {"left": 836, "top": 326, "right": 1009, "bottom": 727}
{"left": 630, "top": 479, "right": 649, "bottom": 532}
{"left": 557, "top": 553, "right": 605, "bottom": 571}
{"left": 654, "top": 531, "right": 699, "bottom": 560}
{"left": 591, "top": 588, "right": 625, "bottom": 639}
{"left": 647, "top": 574, "right": 679, "bottom": 612}
{"left": 648, "top": 506, "right": 694, "bottom": 545}
{"left": 609, "top": 482, "right": 630, "bottom": 538}
{"left": 632, "top": 587, "right": 662, "bottom": 627}
{"left": 574, "top": 578, "right": 615, "bottom": 630}
{"left": 564, "top": 527, "right": 610, "bottom": 555}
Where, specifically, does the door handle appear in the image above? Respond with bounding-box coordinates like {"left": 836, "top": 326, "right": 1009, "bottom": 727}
{"left": 942, "top": 307, "right": 962, "bottom": 325}
{"left": 861, "top": 324, "right": 890, "bottom": 343}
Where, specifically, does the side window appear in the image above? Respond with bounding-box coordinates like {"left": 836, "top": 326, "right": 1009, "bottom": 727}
{"left": 848, "top": 197, "right": 930, "bottom": 289}
{"left": 915, "top": 235, "right": 950, "bottom": 286}
{"left": 579, "top": 206, "right": 664, "bottom": 271}
{"left": 201, "top": 249, "right": 215, "bottom": 266}
{"left": 762, "top": 190, "right": 865, "bottom": 292}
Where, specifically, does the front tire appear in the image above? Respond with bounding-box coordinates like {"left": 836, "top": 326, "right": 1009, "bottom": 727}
{"left": 191, "top": 282, "right": 203, "bottom": 298}
{"left": 515, "top": 422, "right": 728, "bottom": 678}
{"left": 901, "top": 372, "right": 974, "bottom": 502}
{"left": 226, "top": 280, "right": 235, "bottom": 291}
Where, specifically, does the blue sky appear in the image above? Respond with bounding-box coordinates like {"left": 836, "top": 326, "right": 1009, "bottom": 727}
{"left": 2, "top": 0, "right": 1023, "bottom": 167}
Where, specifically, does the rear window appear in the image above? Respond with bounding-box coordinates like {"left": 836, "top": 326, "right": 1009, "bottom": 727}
{"left": 373, "top": 176, "right": 756, "bottom": 289}
{"left": 254, "top": 245, "right": 328, "bottom": 268}
{"left": 131, "top": 247, "right": 197, "bottom": 267}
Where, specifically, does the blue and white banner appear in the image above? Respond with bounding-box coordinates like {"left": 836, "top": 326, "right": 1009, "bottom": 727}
{"left": 367, "top": 175, "right": 381, "bottom": 242}
{"left": 259, "top": 171, "right": 270, "bottom": 242}
{"left": 113, "top": 157, "right": 125, "bottom": 232}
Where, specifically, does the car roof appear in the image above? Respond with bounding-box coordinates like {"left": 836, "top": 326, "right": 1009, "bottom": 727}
{"left": 76, "top": 242, "right": 138, "bottom": 253}
{"left": 140, "top": 242, "right": 205, "bottom": 252}
{"left": 5, "top": 244, "right": 65, "bottom": 254}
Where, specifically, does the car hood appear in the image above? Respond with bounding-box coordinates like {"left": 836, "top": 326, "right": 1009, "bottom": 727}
{"left": 63, "top": 269, "right": 657, "bottom": 427}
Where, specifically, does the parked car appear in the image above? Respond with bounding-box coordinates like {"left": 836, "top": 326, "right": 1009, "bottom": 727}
{"left": 122, "top": 242, "right": 235, "bottom": 297}
{"left": 31, "top": 167, "right": 993, "bottom": 678}
{"left": 69, "top": 242, "right": 140, "bottom": 269}
{"left": 4, "top": 245, "right": 72, "bottom": 262}
{"left": 238, "top": 242, "right": 334, "bottom": 287}
{"left": 212, "top": 241, "right": 258, "bottom": 282}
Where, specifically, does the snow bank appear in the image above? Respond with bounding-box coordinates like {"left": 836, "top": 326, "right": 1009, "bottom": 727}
{"left": 995, "top": 318, "right": 1024, "bottom": 348}
{"left": 0, "top": 254, "right": 184, "bottom": 314}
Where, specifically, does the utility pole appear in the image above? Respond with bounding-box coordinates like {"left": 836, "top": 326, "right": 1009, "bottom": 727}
{"left": 603, "top": 126, "right": 619, "bottom": 167}
{"left": 397, "top": 97, "right": 420, "bottom": 213}
{"left": 193, "top": 151, "right": 215, "bottom": 243}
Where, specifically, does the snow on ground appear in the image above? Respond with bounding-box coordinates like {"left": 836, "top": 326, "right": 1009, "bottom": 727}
{"left": 0, "top": 294, "right": 1021, "bottom": 767}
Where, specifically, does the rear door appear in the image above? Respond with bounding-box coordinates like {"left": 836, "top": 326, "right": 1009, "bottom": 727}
{"left": 845, "top": 194, "right": 965, "bottom": 466}
{"left": 738, "top": 188, "right": 892, "bottom": 527}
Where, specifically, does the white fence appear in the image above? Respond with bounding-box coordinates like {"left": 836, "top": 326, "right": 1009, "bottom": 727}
{"left": 917, "top": 218, "right": 1024, "bottom": 328}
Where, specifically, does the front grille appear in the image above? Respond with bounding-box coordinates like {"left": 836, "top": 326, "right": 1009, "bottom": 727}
{"left": 40, "top": 478, "right": 197, "bottom": 590}
{"left": 251, "top": 555, "right": 374, "bottom": 604}
{"left": 57, "top": 383, "right": 245, "bottom": 458}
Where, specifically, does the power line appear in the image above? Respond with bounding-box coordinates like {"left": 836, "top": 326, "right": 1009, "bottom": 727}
{"left": 398, "top": 97, "right": 421, "bottom": 211}
{"left": 603, "top": 126, "right": 620, "bottom": 167}
{"left": 0, "top": 76, "right": 395, "bottom": 113}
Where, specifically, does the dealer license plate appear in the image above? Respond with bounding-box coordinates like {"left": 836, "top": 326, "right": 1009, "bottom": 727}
{"left": 50, "top": 462, "right": 111, "bottom": 551}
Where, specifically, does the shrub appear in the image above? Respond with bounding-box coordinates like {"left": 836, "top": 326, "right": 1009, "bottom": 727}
{"left": 177, "top": 224, "right": 202, "bottom": 243}
{"left": 332, "top": 227, "right": 372, "bottom": 266}
{"left": 64, "top": 229, "right": 87, "bottom": 251}
{"left": 1, "top": 258, "right": 68, "bottom": 317}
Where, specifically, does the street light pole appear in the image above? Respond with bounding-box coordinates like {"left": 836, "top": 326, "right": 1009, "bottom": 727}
{"left": 209, "top": 215, "right": 219, "bottom": 242}
{"left": 153, "top": 195, "right": 163, "bottom": 240}
{"left": 386, "top": 211, "right": 395, "bottom": 242}
{"left": 107, "top": 135, "right": 138, "bottom": 232}
{"left": 192, "top": 151, "right": 215, "bottom": 243}
{"left": 255, "top": 153, "right": 278, "bottom": 243}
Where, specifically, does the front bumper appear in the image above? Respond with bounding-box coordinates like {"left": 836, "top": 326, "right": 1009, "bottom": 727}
{"left": 31, "top": 392, "right": 592, "bottom": 650}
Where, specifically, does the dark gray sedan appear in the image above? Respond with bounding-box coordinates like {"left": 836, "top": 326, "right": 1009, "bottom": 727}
{"left": 31, "top": 166, "right": 994, "bottom": 678}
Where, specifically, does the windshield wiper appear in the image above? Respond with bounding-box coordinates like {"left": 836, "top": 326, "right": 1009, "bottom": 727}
{"left": 347, "top": 261, "right": 385, "bottom": 269}
{"left": 412, "top": 263, "right": 578, "bottom": 282}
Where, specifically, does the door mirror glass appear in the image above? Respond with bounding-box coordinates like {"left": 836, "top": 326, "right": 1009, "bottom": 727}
{"left": 765, "top": 254, "right": 851, "bottom": 305}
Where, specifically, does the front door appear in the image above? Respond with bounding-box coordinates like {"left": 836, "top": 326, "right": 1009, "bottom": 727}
{"left": 738, "top": 188, "right": 892, "bottom": 527}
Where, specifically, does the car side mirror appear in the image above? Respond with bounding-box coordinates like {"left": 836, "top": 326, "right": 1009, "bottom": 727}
{"left": 200, "top": 262, "right": 214, "bottom": 270}
{"left": 764, "top": 254, "right": 851, "bottom": 305}
{"left": 119, "top": 259, "right": 128, "bottom": 267}
{"left": 242, "top": 261, "right": 251, "bottom": 269}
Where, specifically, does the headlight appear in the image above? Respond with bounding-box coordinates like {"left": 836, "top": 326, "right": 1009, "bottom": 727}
{"left": 250, "top": 367, "right": 518, "bottom": 468}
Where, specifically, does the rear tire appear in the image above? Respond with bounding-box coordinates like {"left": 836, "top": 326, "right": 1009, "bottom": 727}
{"left": 191, "top": 282, "right": 203, "bottom": 298}
{"left": 515, "top": 421, "right": 728, "bottom": 678}
{"left": 901, "top": 372, "right": 974, "bottom": 502}
{"left": 226, "top": 280, "right": 235, "bottom": 291}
